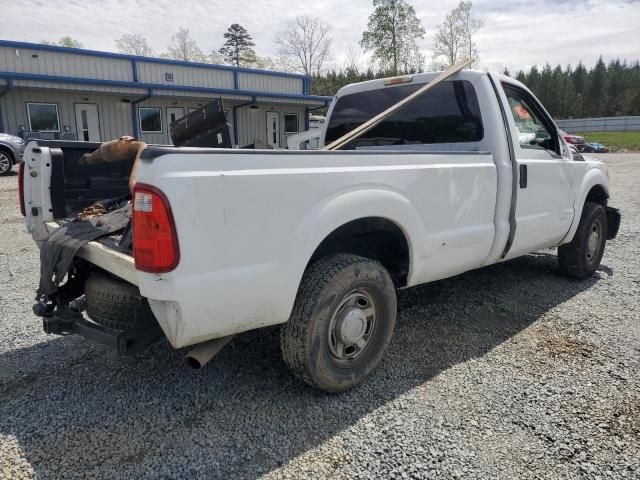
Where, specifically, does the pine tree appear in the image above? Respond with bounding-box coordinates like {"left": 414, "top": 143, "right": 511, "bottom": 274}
{"left": 218, "top": 24, "right": 256, "bottom": 67}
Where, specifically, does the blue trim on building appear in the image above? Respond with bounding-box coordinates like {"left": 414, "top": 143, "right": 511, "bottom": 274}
{"left": 0, "top": 39, "right": 306, "bottom": 80}
{"left": 131, "top": 59, "right": 138, "bottom": 83}
{"left": 233, "top": 71, "right": 239, "bottom": 90}
{"left": 0, "top": 71, "right": 333, "bottom": 104}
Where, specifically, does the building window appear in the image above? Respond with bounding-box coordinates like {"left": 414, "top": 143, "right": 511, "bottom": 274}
{"left": 139, "top": 107, "right": 162, "bottom": 133}
{"left": 27, "top": 103, "right": 60, "bottom": 132}
{"left": 284, "top": 113, "right": 299, "bottom": 134}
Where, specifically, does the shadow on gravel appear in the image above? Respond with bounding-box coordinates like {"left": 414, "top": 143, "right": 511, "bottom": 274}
{"left": 0, "top": 252, "right": 608, "bottom": 479}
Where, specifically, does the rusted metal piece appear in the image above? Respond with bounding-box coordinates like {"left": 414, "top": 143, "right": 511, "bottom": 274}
{"left": 79, "top": 135, "right": 147, "bottom": 193}
{"left": 76, "top": 203, "right": 107, "bottom": 221}
{"left": 79, "top": 136, "right": 145, "bottom": 165}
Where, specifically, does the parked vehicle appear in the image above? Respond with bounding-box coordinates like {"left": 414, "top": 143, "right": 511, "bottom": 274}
{"left": 589, "top": 142, "right": 609, "bottom": 153}
{"left": 559, "top": 129, "right": 585, "bottom": 145}
{"left": 0, "top": 133, "right": 24, "bottom": 175}
{"left": 287, "top": 115, "right": 326, "bottom": 150}
{"left": 557, "top": 129, "right": 594, "bottom": 153}
{"left": 22, "top": 70, "right": 621, "bottom": 392}
{"left": 576, "top": 143, "right": 595, "bottom": 153}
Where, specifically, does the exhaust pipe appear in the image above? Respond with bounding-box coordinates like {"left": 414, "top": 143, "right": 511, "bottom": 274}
{"left": 183, "top": 335, "right": 235, "bottom": 369}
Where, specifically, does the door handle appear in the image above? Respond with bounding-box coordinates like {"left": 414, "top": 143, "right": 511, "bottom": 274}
{"left": 519, "top": 164, "right": 528, "bottom": 189}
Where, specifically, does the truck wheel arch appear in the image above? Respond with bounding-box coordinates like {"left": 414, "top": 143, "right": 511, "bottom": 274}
{"left": 561, "top": 170, "right": 609, "bottom": 245}
{"left": 279, "top": 188, "right": 424, "bottom": 324}
{"left": 307, "top": 217, "right": 411, "bottom": 288}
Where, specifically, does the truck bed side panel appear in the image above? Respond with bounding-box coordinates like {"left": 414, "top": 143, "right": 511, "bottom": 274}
{"left": 135, "top": 149, "right": 497, "bottom": 347}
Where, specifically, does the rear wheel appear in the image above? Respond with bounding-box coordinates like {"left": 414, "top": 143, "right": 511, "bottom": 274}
{"left": 280, "top": 253, "right": 397, "bottom": 393}
{"left": 0, "top": 151, "right": 12, "bottom": 176}
{"left": 558, "top": 202, "right": 607, "bottom": 279}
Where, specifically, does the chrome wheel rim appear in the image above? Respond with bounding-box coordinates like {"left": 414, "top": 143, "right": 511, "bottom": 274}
{"left": 586, "top": 221, "right": 601, "bottom": 261}
{"left": 328, "top": 290, "right": 376, "bottom": 362}
{"left": 0, "top": 153, "right": 10, "bottom": 173}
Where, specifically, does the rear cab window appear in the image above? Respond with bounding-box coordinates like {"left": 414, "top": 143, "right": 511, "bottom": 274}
{"left": 325, "top": 80, "right": 484, "bottom": 149}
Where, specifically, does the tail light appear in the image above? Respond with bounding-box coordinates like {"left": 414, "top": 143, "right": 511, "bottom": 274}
{"left": 18, "top": 161, "right": 26, "bottom": 216}
{"left": 132, "top": 184, "right": 180, "bottom": 273}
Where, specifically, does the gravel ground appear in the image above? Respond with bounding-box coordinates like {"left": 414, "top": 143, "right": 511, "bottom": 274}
{"left": 1, "top": 154, "right": 639, "bottom": 479}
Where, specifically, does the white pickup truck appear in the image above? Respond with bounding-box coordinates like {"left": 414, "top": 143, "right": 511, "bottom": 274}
{"left": 21, "top": 70, "right": 620, "bottom": 392}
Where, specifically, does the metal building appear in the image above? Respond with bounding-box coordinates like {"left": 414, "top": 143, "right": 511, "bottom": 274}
{"left": 0, "top": 40, "right": 331, "bottom": 147}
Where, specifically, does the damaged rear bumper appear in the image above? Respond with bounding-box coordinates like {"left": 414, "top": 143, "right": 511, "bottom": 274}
{"left": 35, "top": 301, "right": 162, "bottom": 355}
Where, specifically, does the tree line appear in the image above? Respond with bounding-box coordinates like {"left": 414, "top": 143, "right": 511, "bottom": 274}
{"left": 311, "top": 58, "right": 640, "bottom": 120}
{"left": 509, "top": 58, "right": 640, "bottom": 119}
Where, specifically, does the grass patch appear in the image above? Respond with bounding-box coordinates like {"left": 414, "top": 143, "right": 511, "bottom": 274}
{"left": 576, "top": 131, "right": 640, "bottom": 152}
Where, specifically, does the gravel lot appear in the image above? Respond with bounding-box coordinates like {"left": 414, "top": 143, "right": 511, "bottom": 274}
{"left": 1, "top": 154, "right": 639, "bottom": 479}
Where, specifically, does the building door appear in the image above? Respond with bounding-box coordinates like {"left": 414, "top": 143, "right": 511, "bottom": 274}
{"left": 167, "top": 107, "right": 184, "bottom": 127}
{"left": 74, "top": 104, "right": 100, "bottom": 142}
{"left": 166, "top": 107, "right": 185, "bottom": 138}
{"left": 266, "top": 112, "right": 280, "bottom": 148}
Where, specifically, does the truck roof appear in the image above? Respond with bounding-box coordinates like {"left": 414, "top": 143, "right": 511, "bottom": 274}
{"left": 334, "top": 69, "right": 512, "bottom": 98}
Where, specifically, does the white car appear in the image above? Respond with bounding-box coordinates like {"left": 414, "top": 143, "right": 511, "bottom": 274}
{"left": 22, "top": 70, "right": 620, "bottom": 392}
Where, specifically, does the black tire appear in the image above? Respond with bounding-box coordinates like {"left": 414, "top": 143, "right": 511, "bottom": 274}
{"left": 558, "top": 202, "right": 607, "bottom": 279}
{"left": 0, "top": 149, "right": 13, "bottom": 176}
{"left": 280, "top": 253, "right": 397, "bottom": 393}
{"left": 85, "top": 272, "right": 154, "bottom": 331}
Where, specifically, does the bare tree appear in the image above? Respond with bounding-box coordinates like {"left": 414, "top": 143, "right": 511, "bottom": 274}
{"left": 344, "top": 44, "right": 362, "bottom": 72}
{"left": 275, "top": 16, "right": 332, "bottom": 76}
{"left": 458, "top": 1, "right": 484, "bottom": 66}
{"left": 164, "top": 28, "right": 206, "bottom": 62}
{"left": 209, "top": 50, "right": 225, "bottom": 65}
{"left": 431, "top": 1, "right": 483, "bottom": 69}
{"left": 116, "top": 34, "right": 154, "bottom": 56}
{"left": 431, "top": 7, "right": 465, "bottom": 69}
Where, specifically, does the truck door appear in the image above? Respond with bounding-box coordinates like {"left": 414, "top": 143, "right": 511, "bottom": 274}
{"left": 498, "top": 80, "right": 575, "bottom": 258}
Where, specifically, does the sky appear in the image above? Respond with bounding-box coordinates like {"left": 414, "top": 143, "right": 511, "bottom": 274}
{"left": 1, "top": 0, "right": 639, "bottom": 73}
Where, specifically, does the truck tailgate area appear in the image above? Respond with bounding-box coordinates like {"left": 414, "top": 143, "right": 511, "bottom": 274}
{"left": 44, "top": 221, "right": 137, "bottom": 285}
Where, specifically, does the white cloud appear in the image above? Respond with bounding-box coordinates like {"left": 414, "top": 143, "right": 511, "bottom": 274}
{"left": 0, "top": 0, "right": 638, "bottom": 72}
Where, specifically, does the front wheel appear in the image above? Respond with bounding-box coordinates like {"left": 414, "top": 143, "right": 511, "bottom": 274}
{"left": 280, "top": 253, "right": 397, "bottom": 393}
{"left": 558, "top": 202, "right": 607, "bottom": 279}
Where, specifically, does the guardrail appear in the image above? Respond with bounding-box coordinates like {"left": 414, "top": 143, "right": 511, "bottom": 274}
{"left": 556, "top": 116, "right": 640, "bottom": 133}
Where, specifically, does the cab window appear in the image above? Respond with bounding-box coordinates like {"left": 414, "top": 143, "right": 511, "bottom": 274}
{"left": 325, "top": 80, "right": 483, "bottom": 149}
{"left": 502, "top": 84, "right": 559, "bottom": 155}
